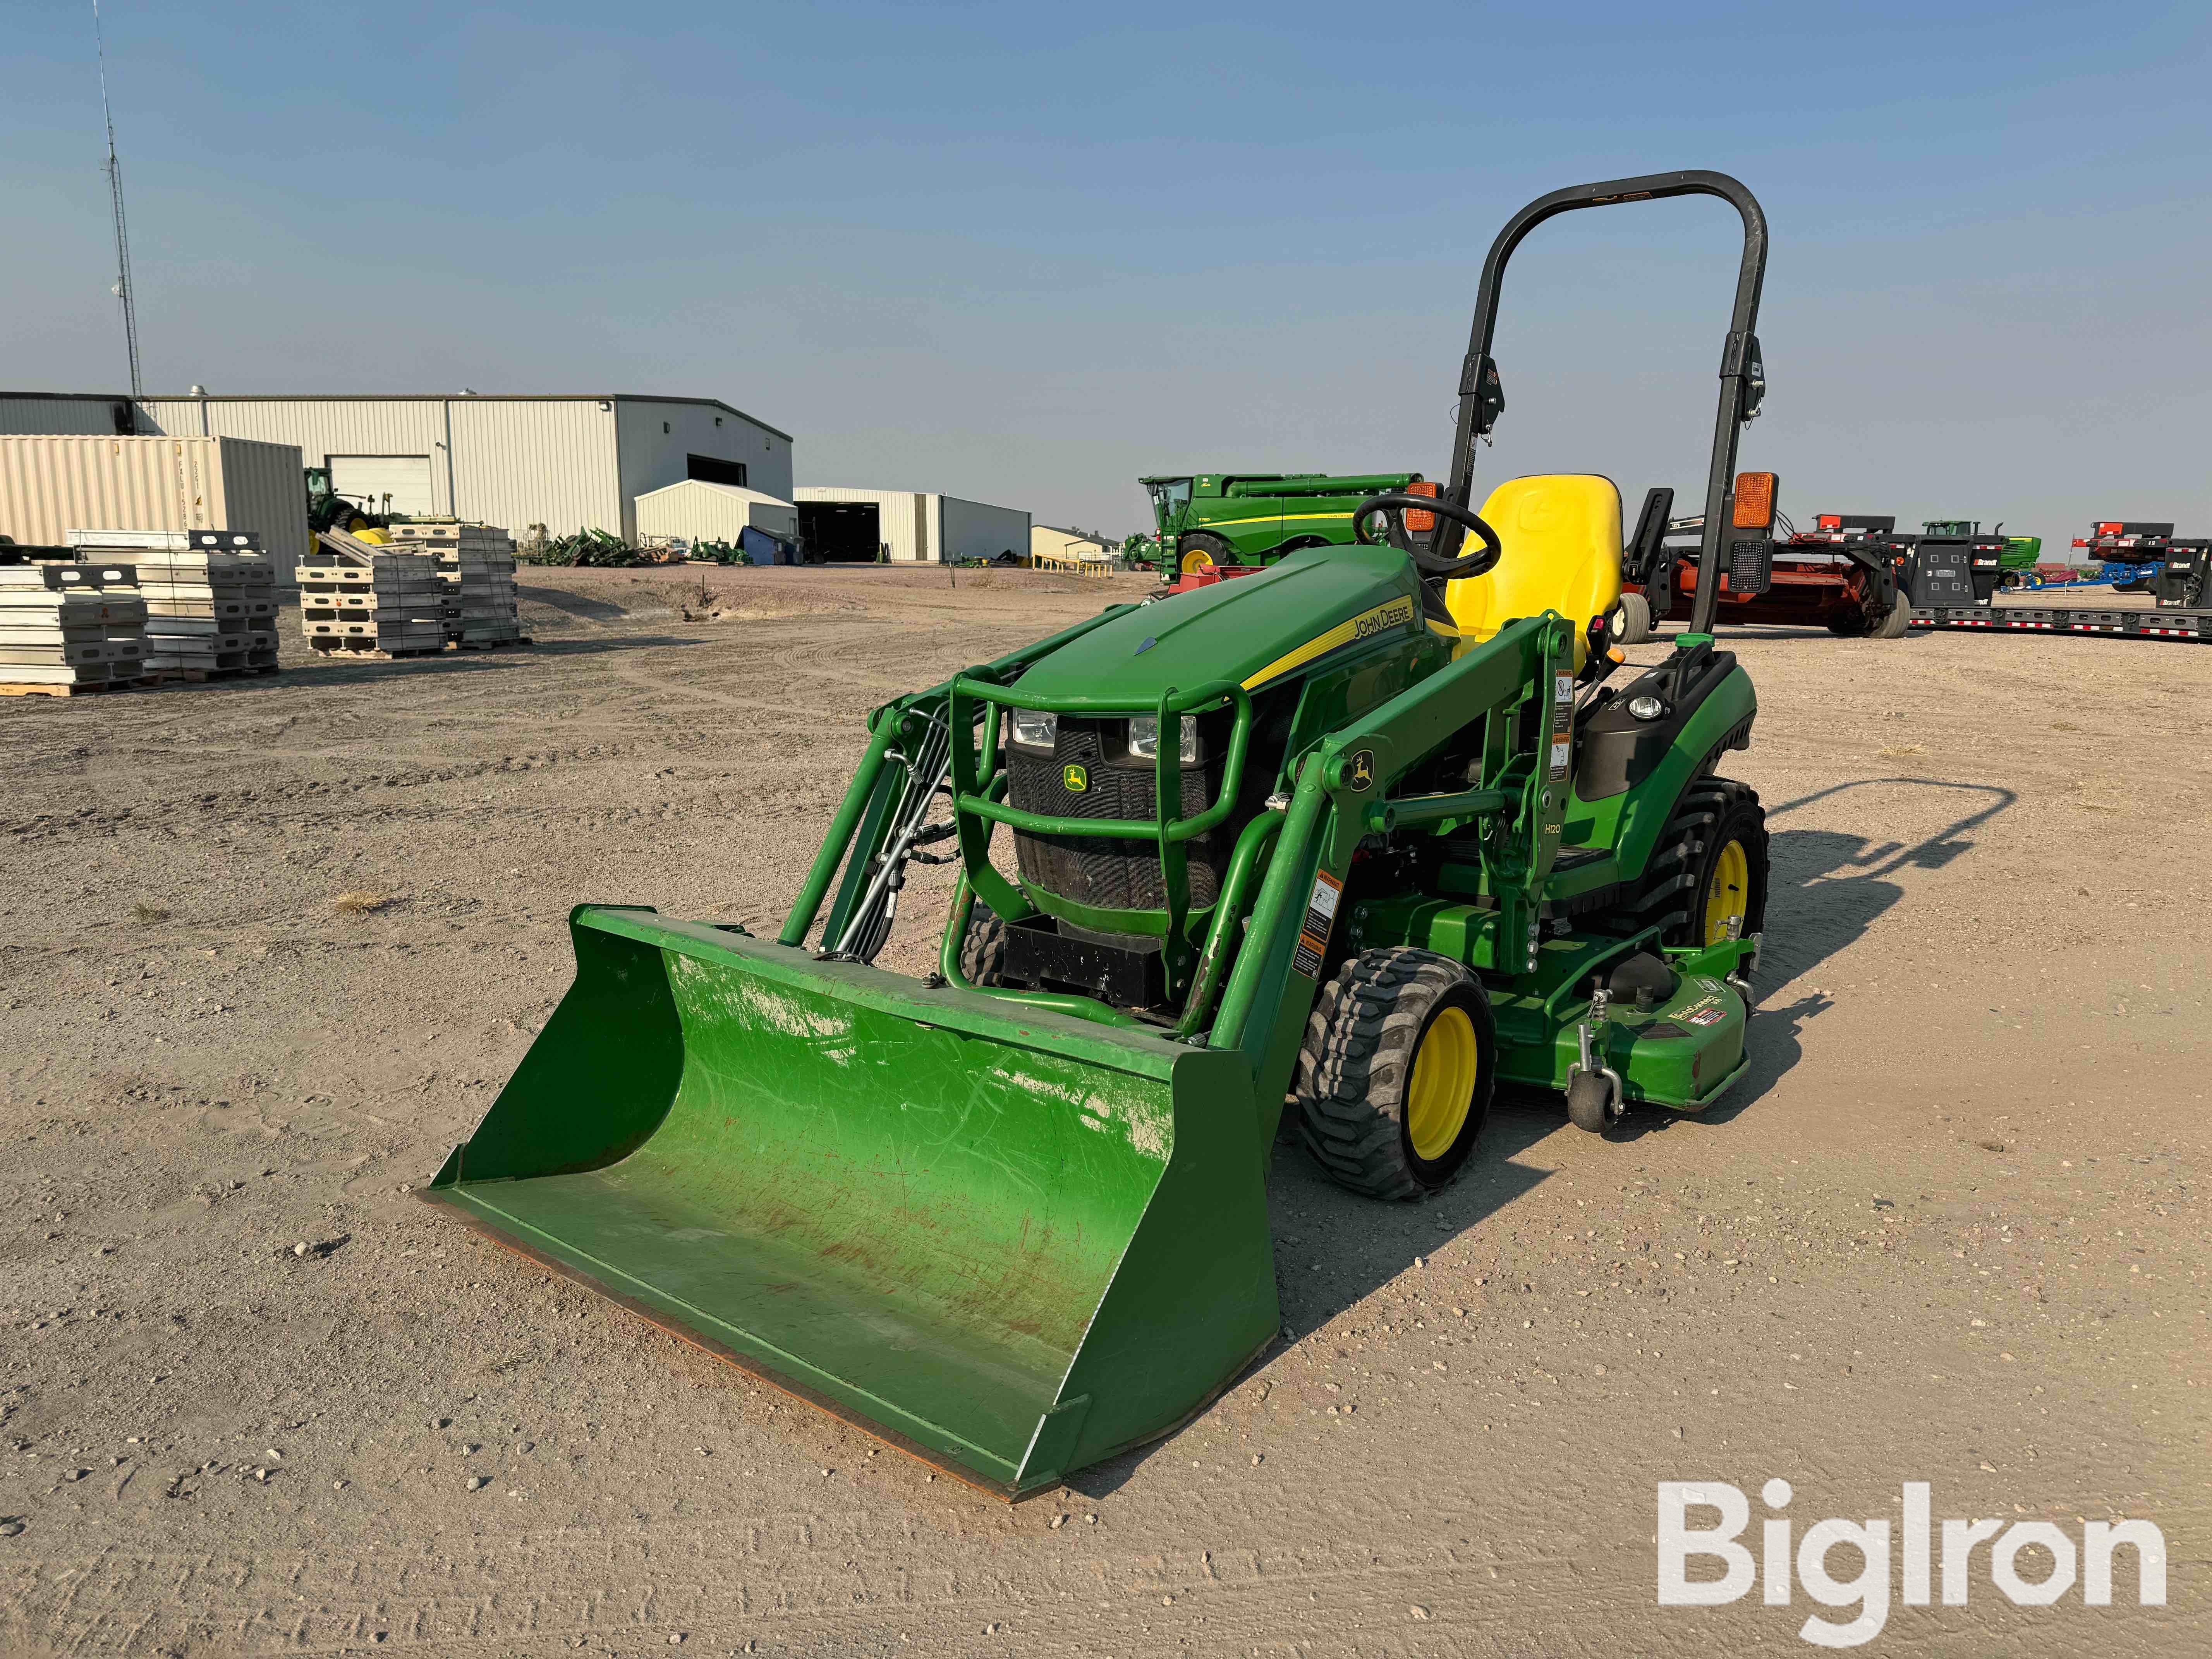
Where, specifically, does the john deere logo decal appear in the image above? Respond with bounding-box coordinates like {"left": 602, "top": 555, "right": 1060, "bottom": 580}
{"left": 1063, "top": 763, "right": 1089, "bottom": 792}
{"left": 1347, "top": 750, "right": 1375, "bottom": 792}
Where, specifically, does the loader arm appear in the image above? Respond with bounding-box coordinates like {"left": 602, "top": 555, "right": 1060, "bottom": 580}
{"left": 1210, "top": 612, "right": 1575, "bottom": 1135}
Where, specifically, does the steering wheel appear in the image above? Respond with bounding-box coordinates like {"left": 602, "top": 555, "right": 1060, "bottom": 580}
{"left": 1351, "top": 492, "right": 1503, "bottom": 578}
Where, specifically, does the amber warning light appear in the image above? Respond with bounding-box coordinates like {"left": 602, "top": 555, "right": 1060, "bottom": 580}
{"left": 1731, "top": 472, "right": 1777, "bottom": 530}
{"left": 1405, "top": 479, "right": 1438, "bottom": 534}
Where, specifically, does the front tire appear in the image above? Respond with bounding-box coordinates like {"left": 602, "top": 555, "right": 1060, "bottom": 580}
{"left": 1872, "top": 596, "right": 1911, "bottom": 638}
{"left": 1295, "top": 948, "right": 1495, "bottom": 1200}
{"left": 1565, "top": 1071, "right": 1614, "bottom": 1133}
{"left": 1178, "top": 532, "right": 1232, "bottom": 576}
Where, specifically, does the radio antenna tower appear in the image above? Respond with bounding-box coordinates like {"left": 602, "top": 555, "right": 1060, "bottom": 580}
{"left": 93, "top": 0, "right": 143, "bottom": 398}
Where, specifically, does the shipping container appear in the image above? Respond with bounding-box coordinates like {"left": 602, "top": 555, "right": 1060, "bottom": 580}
{"left": 0, "top": 435, "right": 311, "bottom": 581}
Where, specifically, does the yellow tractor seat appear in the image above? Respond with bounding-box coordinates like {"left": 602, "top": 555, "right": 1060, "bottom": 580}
{"left": 1444, "top": 474, "right": 1624, "bottom": 668}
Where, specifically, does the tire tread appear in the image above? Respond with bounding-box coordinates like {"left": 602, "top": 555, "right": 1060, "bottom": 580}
{"left": 1294, "top": 947, "right": 1490, "bottom": 1201}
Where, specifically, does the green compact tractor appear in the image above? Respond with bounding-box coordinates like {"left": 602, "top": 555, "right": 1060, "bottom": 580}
{"left": 305, "top": 466, "right": 388, "bottom": 536}
{"left": 428, "top": 172, "right": 1780, "bottom": 1499}
{"left": 1143, "top": 470, "right": 1430, "bottom": 577}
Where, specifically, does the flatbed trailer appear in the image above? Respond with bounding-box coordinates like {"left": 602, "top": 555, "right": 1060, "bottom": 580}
{"left": 1902, "top": 534, "right": 2212, "bottom": 642}
{"left": 1910, "top": 603, "right": 2212, "bottom": 642}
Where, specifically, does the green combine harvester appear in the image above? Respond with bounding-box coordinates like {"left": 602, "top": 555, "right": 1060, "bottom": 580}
{"left": 428, "top": 171, "right": 1782, "bottom": 1499}
{"left": 1142, "top": 470, "right": 1429, "bottom": 576}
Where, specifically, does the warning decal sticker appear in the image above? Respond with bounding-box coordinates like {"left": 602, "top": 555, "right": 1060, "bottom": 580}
{"left": 1291, "top": 869, "right": 1345, "bottom": 980}
{"left": 1549, "top": 670, "right": 1575, "bottom": 781}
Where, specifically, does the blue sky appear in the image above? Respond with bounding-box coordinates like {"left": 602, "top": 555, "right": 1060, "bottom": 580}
{"left": 5, "top": 1, "right": 2209, "bottom": 538}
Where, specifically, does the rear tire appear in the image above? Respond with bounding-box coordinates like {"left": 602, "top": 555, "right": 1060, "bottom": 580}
{"left": 1629, "top": 779, "right": 1769, "bottom": 948}
{"left": 958, "top": 909, "right": 1006, "bottom": 986}
{"left": 1872, "top": 597, "right": 1911, "bottom": 638}
{"left": 1295, "top": 948, "right": 1495, "bottom": 1200}
{"left": 1611, "top": 590, "right": 1654, "bottom": 646}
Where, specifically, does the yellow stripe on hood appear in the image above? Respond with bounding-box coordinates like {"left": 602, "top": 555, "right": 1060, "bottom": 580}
{"left": 1241, "top": 594, "right": 1419, "bottom": 690}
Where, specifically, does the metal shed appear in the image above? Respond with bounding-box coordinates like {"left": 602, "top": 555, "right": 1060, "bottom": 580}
{"left": 634, "top": 479, "right": 798, "bottom": 548}
{"left": 791, "top": 487, "right": 1029, "bottom": 564}
{"left": 0, "top": 392, "right": 794, "bottom": 545}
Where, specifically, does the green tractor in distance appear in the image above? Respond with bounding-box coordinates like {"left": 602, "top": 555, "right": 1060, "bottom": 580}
{"left": 1924, "top": 519, "right": 2042, "bottom": 589}
{"left": 427, "top": 171, "right": 1782, "bottom": 1500}
{"left": 304, "top": 466, "right": 393, "bottom": 537}
{"left": 1143, "top": 470, "right": 1430, "bottom": 578}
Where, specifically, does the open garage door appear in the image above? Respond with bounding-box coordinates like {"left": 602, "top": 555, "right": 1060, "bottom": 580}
{"left": 329, "top": 454, "right": 436, "bottom": 518}
{"left": 796, "top": 501, "right": 882, "bottom": 563}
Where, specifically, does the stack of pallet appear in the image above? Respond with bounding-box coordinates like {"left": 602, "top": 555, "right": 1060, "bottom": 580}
{"left": 387, "top": 522, "right": 527, "bottom": 648}
{"left": 66, "top": 529, "right": 278, "bottom": 678}
{"left": 299, "top": 542, "right": 456, "bottom": 658}
{"left": 0, "top": 559, "right": 148, "bottom": 697}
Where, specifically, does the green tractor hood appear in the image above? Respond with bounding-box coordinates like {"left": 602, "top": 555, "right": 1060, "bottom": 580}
{"left": 1014, "top": 544, "right": 1423, "bottom": 702}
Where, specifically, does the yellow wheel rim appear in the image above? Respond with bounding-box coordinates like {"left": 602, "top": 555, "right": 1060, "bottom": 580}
{"left": 1180, "top": 547, "right": 1217, "bottom": 575}
{"left": 1405, "top": 1005, "right": 1480, "bottom": 1161}
{"left": 1702, "top": 838, "right": 1750, "bottom": 945}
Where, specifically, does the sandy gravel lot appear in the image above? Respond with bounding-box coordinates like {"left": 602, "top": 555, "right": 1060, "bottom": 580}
{"left": 2, "top": 565, "right": 2205, "bottom": 1657}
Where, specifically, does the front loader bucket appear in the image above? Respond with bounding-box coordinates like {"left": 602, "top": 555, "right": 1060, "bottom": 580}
{"left": 424, "top": 906, "right": 1279, "bottom": 1498}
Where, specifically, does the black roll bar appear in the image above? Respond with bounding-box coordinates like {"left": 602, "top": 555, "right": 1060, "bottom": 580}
{"left": 1443, "top": 170, "right": 1770, "bottom": 637}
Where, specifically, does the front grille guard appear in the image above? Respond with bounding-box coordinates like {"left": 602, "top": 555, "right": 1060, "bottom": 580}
{"left": 947, "top": 673, "right": 1254, "bottom": 1004}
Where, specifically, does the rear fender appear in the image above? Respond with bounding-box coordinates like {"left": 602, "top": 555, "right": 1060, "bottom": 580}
{"left": 1571, "top": 663, "right": 1755, "bottom": 885}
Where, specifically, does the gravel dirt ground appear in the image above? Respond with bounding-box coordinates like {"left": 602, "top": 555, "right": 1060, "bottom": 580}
{"left": 2, "top": 565, "right": 2203, "bottom": 1657}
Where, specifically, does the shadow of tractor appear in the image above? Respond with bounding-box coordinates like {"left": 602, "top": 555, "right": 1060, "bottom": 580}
{"left": 1600, "top": 776, "right": 2015, "bottom": 1140}
{"left": 1759, "top": 776, "right": 2014, "bottom": 988}
{"left": 1069, "top": 778, "right": 2020, "bottom": 1492}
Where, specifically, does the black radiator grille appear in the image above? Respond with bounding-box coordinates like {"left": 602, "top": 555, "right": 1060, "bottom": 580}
{"left": 1006, "top": 716, "right": 1231, "bottom": 912}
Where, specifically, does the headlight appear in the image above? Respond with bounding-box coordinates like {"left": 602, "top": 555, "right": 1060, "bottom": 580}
{"left": 1128, "top": 714, "right": 1199, "bottom": 763}
{"left": 1627, "top": 695, "right": 1666, "bottom": 722}
{"left": 1011, "top": 710, "right": 1058, "bottom": 749}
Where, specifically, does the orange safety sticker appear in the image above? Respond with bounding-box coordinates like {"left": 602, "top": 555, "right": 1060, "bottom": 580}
{"left": 1291, "top": 869, "right": 1345, "bottom": 980}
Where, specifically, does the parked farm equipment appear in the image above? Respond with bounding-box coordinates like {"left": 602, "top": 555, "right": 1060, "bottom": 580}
{"left": 1142, "top": 471, "right": 1430, "bottom": 577}
{"left": 428, "top": 171, "right": 1784, "bottom": 1496}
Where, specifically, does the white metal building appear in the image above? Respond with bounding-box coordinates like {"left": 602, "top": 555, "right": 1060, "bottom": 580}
{"left": 634, "top": 479, "right": 799, "bottom": 545}
{"left": 1031, "top": 524, "right": 1117, "bottom": 563}
{"left": 0, "top": 392, "right": 793, "bottom": 543}
{"left": 791, "top": 487, "right": 1029, "bottom": 564}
